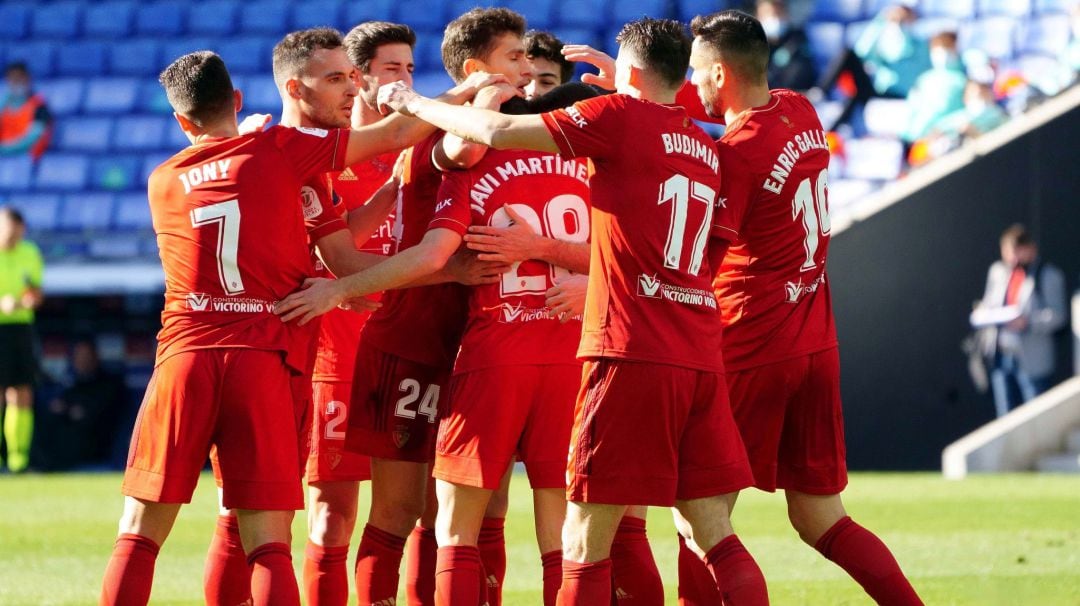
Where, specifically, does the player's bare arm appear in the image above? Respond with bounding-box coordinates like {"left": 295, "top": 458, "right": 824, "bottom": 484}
{"left": 545, "top": 274, "right": 588, "bottom": 323}
{"left": 378, "top": 82, "right": 559, "bottom": 153}
{"left": 344, "top": 72, "right": 509, "bottom": 166}
{"left": 465, "top": 204, "right": 590, "bottom": 273}
{"left": 313, "top": 229, "right": 388, "bottom": 277}
{"left": 345, "top": 165, "right": 401, "bottom": 242}
{"left": 434, "top": 84, "right": 511, "bottom": 170}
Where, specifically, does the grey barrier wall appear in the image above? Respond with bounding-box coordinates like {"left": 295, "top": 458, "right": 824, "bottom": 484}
{"left": 829, "top": 105, "right": 1080, "bottom": 470}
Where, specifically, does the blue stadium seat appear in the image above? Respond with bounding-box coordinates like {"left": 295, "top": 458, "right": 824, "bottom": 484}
{"left": 978, "top": 0, "right": 1032, "bottom": 16}
{"left": 188, "top": 0, "right": 239, "bottom": 36}
{"left": 218, "top": 37, "right": 272, "bottom": 75}
{"left": 612, "top": 0, "right": 668, "bottom": 23}
{"left": 56, "top": 41, "right": 108, "bottom": 77}
{"left": 1034, "top": 0, "right": 1073, "bottom": 13}
{"left": 110, "top": 40, "right": 161, "bottom": 77}
{"left": 811, "top": 0, "right": 864, "bottom": 23}
{"left": 862, "top": 98, "right": 910, "bottom": 138}
{"left": 238, "top": 76, "right": 281, "bottom": 114}
{"left": 161, "top": 38, "right": 214, "bottom": 67}
{"left": 84, "top": 78, "right": 140, "bottom": 114}
{"left": 59, "top": 194, "right": 116, "bottom": 232}
{"left": 34, "top": 79, "right": 84, "bottom": 116}
{"left": 84, "top": 1, "right": 136, "bottom": 38}
{"left": 5, "top": 41, "right": 57, "bottom": 78}
{"left": 239, "top": 0, "right": 290, "bottom": 35}
{"left": 414, "top": 37, "right": 445, "bottom": 73}
{"left": 558, "top": 0, "right": 611, "bottom": 29}
{"left": 292, "top": 0, "right": 343, "bottom": 30}
{"left": 56, "top": 117, "right": 113, "bottom": 153}
{"left": 1014, "top": 54, "right": 1064, "bottom": 91}
{"left": 844, "top": 19, "right": 873, "bottom": 48}
{"left": 89, "top": 235, "right": 142, "bottom": 259}
{"left": 0, "top": 3, "right": 31, "bottom": 41}
{"left": 164, "top": 122, "right": 190, "bottom": 150}
{"left": 343, "top": 0, "right": 394, "bottom": 26}
{"left": 507, "top": 0, "right": 555, "bottom": 29}
{"left": 843, "top": 137, "right": 904, "bottom": 181}
{"left": 0, "top": 156, "right": 34, "bottom": 192}
{"left": 600, "top": 28, "right": 622, "bottom": 57}
{"left": 5, "top": 194, "right": 61, "bottom": 231}
{"left": 91, "top": 156, "right": 142, "bottom": 191}
{"left": 136, "top": 2, "right": 187, "bottom": 36}
{"left": 921, "top": 0, "right": 976, "bottom": 18}
{"left": 140, "top": 153, "right": 173, "bottom": 184}
{"left": 911, "top": 17, "right": 962, "bottom": 40}
{"left": 113, "top": 193, "right": 153, "bottom": 230}
{"left": 862, "top": 0, "right": 903, "bottom": 19}
{"left": 138, "top": 80, "right": 173, "bottom": 114}
{"left": 550, "top": 28, "right": 599, "bottom": 48}
{"left": 113, "top": 116, "right": 168, "bottom": 151}
{"left": 806, "top": 22, "right": 846, "bottom": 71}
{"left": 676, "top": 0, "right": 729, "bottom": 22}
{"left": 31, "top": 1, "right": 82, "bottom": 39}
{"left": 1020, "top": 15, "right": 1071, "bottom": 55}
{"left": 960, "top": 17, "right": 1018, "bottom": 60}
{"left": 34, "top": 155, "right": 90, "bottom": 191}
{"left": 412, "top": 71, "right": 456, "bottom": 98}
{"left": 398, "top": 0, "right": 448, "bottom": 32}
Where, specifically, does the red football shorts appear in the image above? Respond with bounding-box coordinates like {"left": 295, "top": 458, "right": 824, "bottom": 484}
{"left": 345, "top": 342, "right": 446, "bottom": 463}
{"left": 727, "top": 347, "right": 848, "bottom": 495}
{"left": 567, "top": 359, "right": 754, "bottom": 507}
{"left": 434, "top": 364, "right": 579, "bottom": 490}
{"left": 306, "top": 380, "right": 372, "bottom": 483}
{"left": 123, "top": 348, "right": 305, "bottom": 511}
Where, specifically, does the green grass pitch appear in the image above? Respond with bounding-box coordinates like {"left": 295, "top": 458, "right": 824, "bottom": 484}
{"left": 1, "top": 472, "right": 1077, "bottom": 605}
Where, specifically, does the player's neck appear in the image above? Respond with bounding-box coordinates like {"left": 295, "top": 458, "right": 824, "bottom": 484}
{"left": 722, "top": 85, "right": 773, "bottom": 126}
{"left": 193, "top": 121, "right": 238, "bottom": 142}
{"left": 279, "top": 104, "right": 306, "bottom": 129}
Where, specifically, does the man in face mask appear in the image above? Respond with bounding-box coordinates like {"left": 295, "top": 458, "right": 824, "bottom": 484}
{"left": 756, "top": 0, "right": 817, "bottom": 91}
{"left": 0, "top": 63, "right": 53, "bottom": 160}
{"left": 901, "top": 31, "right": 967, "bottom": 144}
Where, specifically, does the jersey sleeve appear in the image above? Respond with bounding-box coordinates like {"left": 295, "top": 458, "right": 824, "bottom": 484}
{"left": 540, "top": 95, "right": 625, "bottom": 161}
{"left": 275, "top": 126, "right": 351, "bottom": 182}
{"left": 302, "top": 173, "right": 348, "bottom": 243}
{"left": 428, "top": 171, "right": 474, "bottom": 237}
{"left": 712, "top": 144, "right": 755, "bottom": 241}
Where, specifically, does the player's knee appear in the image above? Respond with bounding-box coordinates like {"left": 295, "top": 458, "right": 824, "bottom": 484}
{"left": 309, "top": 503, "right": 358, "bottom": 545}
{"left": 370, "top": 494, "right": 425, "bottom": 535}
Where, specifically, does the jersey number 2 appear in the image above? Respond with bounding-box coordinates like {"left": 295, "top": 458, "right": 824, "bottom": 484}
{"left": 191, "top": 199, "right": 246, "bottom": 295}
{"left": 492, "top": 195, "right": 590, "bottom": 297}
{"left": 791, "top": 168, "right": 831, "bottom": 272}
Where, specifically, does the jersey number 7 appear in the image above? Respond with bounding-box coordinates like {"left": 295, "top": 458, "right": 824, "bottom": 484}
{"left": 191, "top": 199, "right": 246, "bottom": 295}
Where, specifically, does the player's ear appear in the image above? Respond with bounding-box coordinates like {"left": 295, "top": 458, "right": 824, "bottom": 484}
{"left": 285, "top": 77, "right": 302, "bottom": 100}
{"left": 461, "top": 57, "right": 482, "bottom": 78}
{"left": 627, "top": 64, "right": 645, "bottom": 90}
{"left": 233, "top": 89, "right": 243, "bottom": 113}
{"left": 713, "top": 61, "right": 726, "bottom": 90}
{"left": 173, "top": 112, "right": 197, "bottom": 136}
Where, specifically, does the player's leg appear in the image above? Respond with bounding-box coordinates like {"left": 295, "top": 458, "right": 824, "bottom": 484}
{"left": 404, "top": 475, "right": 439, "bottom": 606}
{"left": 102, "top": 497, "right": 183, "bottom": 606}
{"left": 674, "top": 493, "right": 767, "bottom": 605}
{"left": 781, "top": 349, "right": 922, "bottom": 606}
{"left": 356, "top": 458, "right": 427, "bottom": 604}
{"left": 532, "top": 487, "right": 566, "bottom": 606}
{"left": 558, "top": 500, "right": 627, "bottom": 605}
{"left": 433, "top": 479, "right": 494, "bottom": 606}
{"left": 305, "top": 480, "right": 359, "bottom": 606}
{"left": 233, "top": 508, "right": 300, "bottom": 606}
{"left": 3, "top": 385, "right": 33, "bottom": 472}
{"left": 609, "top": 506, "right": 664, "bottom": 606}
{"left": 479, "top": 466, "right": 512, "bottom": 605}
{"left": 203, "top": 495, "right": 250, "bottom": 606}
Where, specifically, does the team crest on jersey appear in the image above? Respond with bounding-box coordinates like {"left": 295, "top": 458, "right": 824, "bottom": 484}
{"left": 637, "top": 274, "right": 662, "bottom": 298}
{"left": 327, "top": 452, "right": 342, "bottom": 470}
{"left": 186, "top": 292, "right": 210, "bottom": 311}
{"left": 392, "top": 427, "right": 411, "bottom": 448}
{"left": 297, "top": 126, "right": 328, "bottom": 138}
{"left": 300, "top": 186, "right": 324, "bottom": 220}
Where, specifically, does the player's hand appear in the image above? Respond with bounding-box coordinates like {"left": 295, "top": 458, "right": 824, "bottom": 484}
{"left": 338, "top": 296, "right": 382, "bottom": 313}
{"left": 238, "top": 113, "right": 272, "bottom": 135}
{"left": 446, "top": 250, "right": 511, "bottom": 285}
{"left": 0, "top": 294, "right": 17, "bottom": 315}
{"left": 274, "top": 278, "right": 345, "bottom": 326}
{"left": 474, "top": 82, "right": 524, "bottom": 109}
{"left": 377, "top": 81, "right": 423, "bottom": 117}
{"left": 561, "top": 44, "right": 616, "bottom": 89}
{"left": 457, "top": 71, "right": 511, "bottom": 97}
{"left": 463, "top": 205, "right": 542, "bottom": 263}
{"left": 545, "top": 274, "right": 588, "bottom": 323}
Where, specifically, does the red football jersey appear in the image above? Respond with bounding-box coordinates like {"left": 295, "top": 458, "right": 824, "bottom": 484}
{"left": 429, "top": 148, "right": 591, "bottom": 374}
{"left": 311, "top": 152, "right": 399, "bottom": 382}
{"left": 711, "top": 89, "right": 838, "bottom": 371}
{"left": 542, "top": 95, "right": 726, "bottom": 371}
{"left": 360, "top": 132, "right": 468, "bottom": 370}
{"left": 148, "top": 125, "right": 349, "bottom": 372}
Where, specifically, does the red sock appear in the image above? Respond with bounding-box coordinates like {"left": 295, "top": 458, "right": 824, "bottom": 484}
{"left": 204, "top": 515, "right": 251, "bottom": 606}
{"left": 540, "top": 550, "right": 563, "bottom": 606}
{"left": 478, "top": 517, "right": 506, "bottom": 606}
{"left": 101, "top": 533, "right": 160, "bottom": 606}
{"left": 303, "top": 542, "right": 349, "bottom": 606}
{"left": 608, "top": 517, "right": 663, "bottom": 605}
{"left": 705, "top": 535, "right": 768, "bottom": 606}
{"left": 246, "top": 542, "right": 300, "bottom": 606}
{"left": 556, "top": 559, "right": 612, "bottom": 606}
{"left": 815, "top": 517, "right": 923, "bottom": 606}
{"left": 676, "top": 534, "right": 721, "bottom": 606}
{"left": 435, "top": 545, "right": 487, "bottom": 606}
{"left": 405, "top": 526, "right": 438, "bottom": 605}
{"left": 355, "top": 524, "right": 407, "bottom": 606}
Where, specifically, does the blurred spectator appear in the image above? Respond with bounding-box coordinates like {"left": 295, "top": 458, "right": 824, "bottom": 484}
{"left": 33, "top": 340, "right": 125, "bottom": 471}
{"left": 524, "top": 31, "right": 575, "bottom": 99}
{"left": 757, "top": 0, "right": 817, "bottom": 91}
{"left": 0, "top": 207, "right": 44, "bottom": 472}
{"left": 0, "top": 62, "right": 53, "bottom": 160}
{"left": 908, "top": 80, "right": 1008, "bottom": 166}
{"left": 970, "top": 225, "right": 1067, "bottom": 417}
{"left": 814, "top": 2, "right": 931, "bottom": 131}
{"left": 902, "top": 32, "right": 967, "bottom": 145}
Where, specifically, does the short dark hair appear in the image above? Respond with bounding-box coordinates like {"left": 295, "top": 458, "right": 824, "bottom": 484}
{"left": 344, "top": 21, "right": 417, "bottom": 73}
{"left": 690, "top": 10, "right": 770, "bottom": 83}
{"left": 441, "top": 8, "right": 526, "bottom": 83}
{"left": 1001, "top": 224, "right": 1034, "bottom": 248}
{"left": 159, "top": 51, "right": 235, "bottom": 127}
{"left": 527, "top": 81, "right": 601, "bottom": 113}
{"left": 524, "top": 31, "right": 574, "bottom": 84}
{"left": 272, "top": 27, "right": 344, "bottom": 88}
{"left": 615, "top": 18, "right": 692, "bottom": 89}
{"left": 0, "top": 206, "right": 25, "bottom": 227}
{"left": 5, "top": 62, "right": 29, "bottom": 78}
